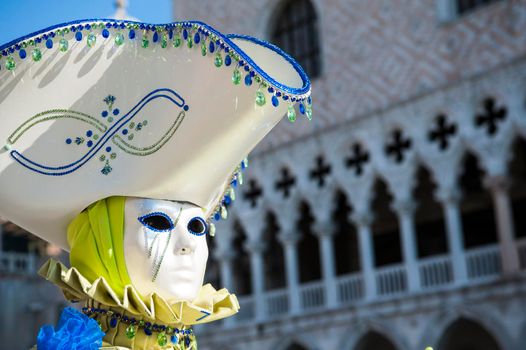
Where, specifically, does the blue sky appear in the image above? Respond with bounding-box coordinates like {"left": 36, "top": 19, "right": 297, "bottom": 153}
{"left": 0, "top": 0, "right": 172, "bottom": 44}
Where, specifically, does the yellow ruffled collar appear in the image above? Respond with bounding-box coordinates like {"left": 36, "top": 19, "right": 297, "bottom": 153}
{"left": 39, "top": 259, "right": 239, "bottom": 326}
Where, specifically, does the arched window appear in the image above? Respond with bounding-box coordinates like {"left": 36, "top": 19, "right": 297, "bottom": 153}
{"left": 271, "top": 0, "right": 321, "bottom": 78}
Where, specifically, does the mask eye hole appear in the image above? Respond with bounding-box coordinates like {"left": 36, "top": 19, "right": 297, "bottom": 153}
{"left": 138, "top": 212, "right": 174, "bottom": 232}
{"left": 187, "top": 217, "right": 208, "bottom": 236}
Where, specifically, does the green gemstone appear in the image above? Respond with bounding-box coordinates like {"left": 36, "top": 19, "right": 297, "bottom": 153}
{"left": 237, "top": 171, "right": 243, "bottom": 185}
{"left": 32, "top": 48, "right": 42, "bottom": 62}
{"left": 255, "top": 76, "right": 262, "bottom": 83}
{"left": 287, "top": 105, "right": 296, "bottom": 122}
{"left": 107, "top": 116, "right": 114, "bottom": 123}
{"left": 220, "top": 205, "right": 228, "bottom": 220}
{"left": 305, "top": 104, "right": 313, "bottom": 120}
{"left": 93, "top": 134, "right": 99, "bottom": 140}
{"left": 5, "top": 57, "right": 15, "bottom": 71}
{"left": 59, "top": 38, "right": 69, "bottom": 52}
{"left": 187, "top": 37, "right": 193, "bottom": 48}
{"left": 173, "top": 35, "right": 181, "bottom": 48}
{"left": 99, "top": 154, "right": 106, "bottom": 162}
{"left": 128, "top": 134, "right": 134, "bottom": 140}
{"left": 157, "top": 332, "right": 168, "bottom": 347}
{"left": 229, "top": 187, "right": 236, "bottom": 201}
{"left": 232, "top": 69, "right": 241, "bottom": 85}
{"left": 201, "top": 42, "right": 207, "bottom": 56}
{"left": 138, "top": 320, "right": 145, "bottom": 327}
{"left": 209, "top": 223, "right": 216, "bottom": 237}
{"left": 125, "top": 325, "right": 137, "bottom": 339}
{"left": 255, "top": 90, "right": 266, "bottom": 106}
{"left": 87, "top": 33, "right": 96, "bottom": 47}
{"left": 110, "top": 152, "right": 117, "bottom": 159}
{"left": 115, "top": 32, "right": 125, "bottom": 46}
{"left": 214, "top": 52, "right": 223, "bottom": 67}
{"left": 161, "top": 34, "right": 168, "bottom": 48}
{"left": 141, "top": 37, "right": 149, "bottom": 48}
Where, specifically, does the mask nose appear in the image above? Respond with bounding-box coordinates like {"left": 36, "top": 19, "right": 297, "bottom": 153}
{"left": 173, "top": 229, "right": 197, "bottom": 255}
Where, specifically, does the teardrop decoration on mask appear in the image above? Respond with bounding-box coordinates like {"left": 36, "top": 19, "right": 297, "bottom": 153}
{"left": 220, "top": 205, "right": 228, "bottom": 220}
{"left": 157, "top": 332, "right": 168, "bottom": 346}
{"left": 125, "top": 324, "right": 137, "bottom": 339}
{"left": 237, "top": 171, "right": 243, "bottom": 185}
{"left": 209, "top": 223, "right": 216, "bottom": 237}
{"left": 287, "top": 104, "right": 296, "bottom": 123}
{"left": 255, "top": 89, "right": 266, "bottom": 107}
{"left": 229, "top": 187, "right": 236, "bottom": 201}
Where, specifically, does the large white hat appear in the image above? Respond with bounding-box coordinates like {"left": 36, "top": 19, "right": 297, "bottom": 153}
{"left": 0, "top": 19, "right": 312, "bottom": 250}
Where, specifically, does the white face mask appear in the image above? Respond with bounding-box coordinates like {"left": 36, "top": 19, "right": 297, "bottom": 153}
{"left": 123, "top": 197, "right": 209, "bottom": 302}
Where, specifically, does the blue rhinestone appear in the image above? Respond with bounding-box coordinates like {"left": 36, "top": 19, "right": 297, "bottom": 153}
{"left": 106, "top": 22, "right": 112, "bottom": 28}
{"left": 75, "top": 32, "right": 83, "bottom": 41}
{"left": 36, "top": 38, "right": 41, "bottom": 43}
{"left": 51, "top": 32, "right": 56, "bottom": 38}
{"left": 231, "top": 179, "right": 238, "bottom": 187}
{"left": 244, "top": 65, "right": 249, "bottom": 72}
{"left": 101, "top": 111, "right": 108, "bottom": 117}
{"left": 214, "top": 213, "right": 220, "bottom": 221}
{"left": 224, "top": 196, "right": 231, "bottom": 205}
{"left": 43, "top": 34, "right": 48, "bottom": 40}
{"left": 122, "top": 129, "right": 128, "bottom": 135}
{"left": 87, "top": 140, "right": 93, "bottom": 147}
{"left": 183, "top": 105, "right": 189, "bottom": 111}
{"left": 153, "top": 32, "right": 159, "bottom": 43}
{"left": 299, "top": 103, "right": 305, "bottom": 114}
{"left": 15, "top": 44, "right": 20, "bottom": 50}
{"left": 291, "top": 97, "right": 296, "bottom": 102}
{"left": 71, "top": 26, "right": 76, "bottom": 32}
{"left": 78, "top": 25, "right": 84, "bottom": 30}
{"left": 244, "top": 75, "right": 252, "bottom": 86}
{"left": 86, "top": 24, "right": 91, "bottom": 30}
{"left": 276, "top": 91, "right": 282, "bottom": 97}
{"left": 113, "top": 108, "right": 120, "bottom": 115}
{"left": 225, "top": 55, "right": 231, "bottom": 66}
{"left": 308, "top": 96, "right": 312, "bottom": 104}
{"left": 169, "top": 29, "right": 173, "bottom": 39}
{"left": 272, "top": 95, "right": 279, "bottom": 107}
{"left": 250, "top": 71, "right": 255, "bottom": 77}
{"left": 140, "top": 24, "right": 145, "bottom": 29}
{"left": 112, "top": 23, "right": 118, "bottom": 28}
{"left": 8, "top": 47, "right": 14, "bottom": 53}
{"left": 110, "top": 318, "right": 117, "bottom": 328}
{"left": 268, "top": 87, "right": 274, "bottom": 93}
{"left": 239, "top": 60, "right": 244, "bottom": 66}
{"left": 283, "top": 95, "right": 289, "bottom": 100}
{"left": 209, "top": 41, "right": 215, "bottom": 53}
{"left": 182, "top": 29, "right": 188, "bottom": 40}
{"left": 86, "top": 130, "right": 93, "bottom": 137}
{"left": 194, "top": 32, "right": 200, "bottom": 44}
{"left": 66, "top": 138, "right": 72, "bottom": 144}
{"left": 145, "top": 322, "right": 151, "bottom": 327}
{"left": 129, "top": 29, "right": 136, "bottom": 39}
{"left": 1, "top": 50, "right": 7, "bottom": 56}
{"left": 102, "top": 29, "right": 109, "bottom": 38}
{"left": 19, "top": 49, "right": 26, "bottom": 59}
{"left": 120, "top": 23, "right": 125, "bottom": 29}
{"left": 106, "top": 146, "right": 112, "bottom": 152}
{"left": 171, "top": 335, "right": 178, "bottom": 344}
{"left": 144, "top": 328, "right": 152, "bottom": 336}
{"left": 185, "top": 337, "right": 191, "bottom": 346}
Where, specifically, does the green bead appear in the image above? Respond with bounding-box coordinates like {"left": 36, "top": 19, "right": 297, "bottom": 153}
{"left": 32, "top": 48, "right": 42, "bottom": 62}
{"left": 201, "top": 42, "right": 207, "bottom": 56}
{"left": 232, "top": 69, "right": 241, "bottom": 85}
{"left": 59, "top": 38, "right": 69, "bottom": 52}
{"left": 141, "top": 37, "right": 149, "bottom": 48}
{"left": 287, "top": 104, "right": 296, "bottom": 122}
{"left": 138, "top": 320, "right": 145, "bottom": 327}
{"left": 87, "top": 33, "right": 96, "bottom": 47}
{"left": 220, "top": 205, "right": 228, "bottom": 220}
{"left": 166, "top": 326, "right": 174, "bottom": 334}
{"left": 237, "top": 171, "right": 243, "bottom": 185}
{"left": 5, "top": 57, "right": 15, "bottom": 71}
{"left": 229, "top": 187, "right": 236, "bottom": 201}
{"left": 125, "top": 325, "right": 137, "bottom": 339}
{"left": 209, "top": 223, "right": 216, "bottom": 237}
{"left": 214, "top": 52, "right": 223, "bottom": 67}
{"left": 243, "top": 157, "right": 248, "bottom": 168}
{"left": 161, "top": 34, "right": 168, "bottom": 48}
{"left": 305, "top": 104, "right": 313, "bottom": 120}
{"left": 187, "top": 37, "right": 193, "bottom": 48}
{"left": 255, "top": 90, "right": 266, "bottom": 106}
{"left": 173, "top": 34, "right": 181, "bottom": 48}
{"left": 157, "top": 332, "right": 168, "bottom": 347}
{"left": 115, "top": 32, "right": 125, "bottom": 46}
{"left": 255, "top": 76, "right": 261, "bottom": 83}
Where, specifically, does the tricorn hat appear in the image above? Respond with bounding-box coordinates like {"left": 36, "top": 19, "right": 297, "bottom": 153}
{"left": 0, "top": 19, "right": 312, "bottom": 249}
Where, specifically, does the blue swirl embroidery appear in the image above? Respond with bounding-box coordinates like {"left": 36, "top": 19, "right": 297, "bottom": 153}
{"left": 8, "top": 88, "right": 187, "bottom": 176}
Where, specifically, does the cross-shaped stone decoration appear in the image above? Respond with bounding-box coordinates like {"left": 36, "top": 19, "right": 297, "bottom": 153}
{"left": 345, "top": 143, "right": 370, "bottom": 176}
{"left": 428, "top": 114, "right": 457, "bottom": 151}
{"left": 243, "top": 179, "right": 263, "bottom": 208}
{"left": 309, "top": 155, "right": 332, "bottom": 187}
{"left": 275, "top": 167, "right": 296, "bottom": 198}
{"left": 475, "top": 97, "right": 507, "bottom": 136}
{"left": 385, "top": 129, "right": 412, "bottom": 164}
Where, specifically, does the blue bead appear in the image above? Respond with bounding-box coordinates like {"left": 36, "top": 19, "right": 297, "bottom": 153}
{"left": 122, "top": 129, "right": 128, "bottom": 135}
{"left": 308, "top": 96, "right": 312, "bottom": 104}
{"left": 101, "top": 111, "right": 108, "bottom": 117}
{"left": 78, "top": 25, "right": 84, "bottom": 30}
{"left": 144, "top": 328, "right": 152, "bottom": 336}
{"left": 36, "top": 38, "right": 41, "bottom": 44}
{"left": 43, "top": 34, "right": 48, "bottom": 40}
{"left": 171, "top": 335, "right": 178, "bottom": 344}
{"left": 272, "top": 95, "right": 279, "bottom": 107}
{"left": 113, "top": 23, "right": 118, "bottom": 28}
{"left": 194, "top": 32, "right": 200, "bottom": 44}
{"left": 8, "top": 47, "right": 14, "bottom": 53}
{"left": 153, "top": 32, "right": 159, "bottom": 43}
{"left": 244, "top": 65, "right": 249, "bottom": 72}
{"left": 250, "top": 71, "right": 255, "bottom": 77}
{"left": 110, "top": 318, "right": 117, "bottom": 328}
{"left": 299, "top": 103, "right": 305, "bottom": 114}
{"left": 183, "top": 105, "right": 189, "bottom": 111}
{"left": 129, "top": 29, "right": 136, "bottom": 39}
{"left": 15, "top": 44, "right": 20, "bottom": 50}
{"left": 120, "top": 23, "right": 125, "bottom": 29}
{"left": 113, "top": 108, "right": 120, "bottom": 115}
{"left": 225, "top": 55, "right": 231, "bottom": 66}
{"left": 244, "top": 75, "right": 252, "bottom": 86}
{"left": 276, "top": 91, "right": 282, "bottom": 97}
{"left": 75, "top": 32, "right": 82, "bottom": 41}
{"left": 19, "top": 49, "right": 26, "bottom": 59}
{"left": 268, "top": 87, "right": 274, "bottom": 93}
{"left": 169, "top": 29, "right": 173, "bottom": 39}
{"left": 208, "top": 41, "right": 215, "bottom": 53}
{"left": 87, "top": 140, "right": 93, "bottom": 147}
{"left": 185, "top": 337, "right": 191, "bottom": 346}
{"left": 102, "top": 29, "right": 109, "bottom": 38}
{"left": 106, "top": 22, "right": 112, "bottom": 28}
{"left": 231, "top": 179, "right": 238, "bottom": 187}
{"left": 224, "top": 196, "right": 231, "bottom": 205}
{"left": 182, "top": 29, "right": 188, "bottom": 40}
{"left": 86, "top": 130, "right": 93, "bottom": 137}
{"left": 283, "top": 95, "right": 289, "bottom": 101}
{"left": 214, "top": 213, "right": 220, "bottom": 221}
{"left": 106, "top": 146, "right": 112, "bottom": 152}
{"left": 86, "top": 24, "right": 91, "bottom": 30}
{"left": 66, "top": 138, "right": 72, "bottom": 144}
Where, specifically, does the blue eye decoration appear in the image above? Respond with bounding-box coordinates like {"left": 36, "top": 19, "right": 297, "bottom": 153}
{"left": 138, "top": 212, "right": 174, "bottom": 232}
{"left": 187, "top": 217, "right": 208, "bottom": 236}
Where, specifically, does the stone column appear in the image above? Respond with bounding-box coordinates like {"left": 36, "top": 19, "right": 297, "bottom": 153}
{"left": 244, "top": 239, "right": 266, "bottom": 321}
{"left": 214, "top": 224, "right": 236, "bottom": 326}
{"left": 278, "top": 231, "right": 301, "bottom": 315}
{"left": 313, "top": 220, "right": 337, "bottom": 308}
{"left": 435, "top": 186, "right": 468, "bottom": 285}
{"left": 393, "top": 200, "right": 420, "bottom": 292}
{"left": 351, "top": 212, "right": 376, "bottom": 300}
{"left": 485, "top": 175, "right": 520, "bottom": 274}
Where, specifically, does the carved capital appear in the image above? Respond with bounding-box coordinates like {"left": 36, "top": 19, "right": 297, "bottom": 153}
{"left": 483, "top": 174, "right": 511, "bottom": 193}
{"left": 278, "top": 231, "right": 301, "bottom": 246}
{"left": 391, "top": 199, "right": 416, "bottom": 216}
{"left": 244, "top": 239, "right": 267, "bottom": 254}
{"left": 351, "top": 211, "right": 374, "bottom": 227}
{"left": 434, "top": 185, "right": 462, "bottom": 205}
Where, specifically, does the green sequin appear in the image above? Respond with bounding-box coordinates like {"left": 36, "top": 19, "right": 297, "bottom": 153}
{"left": 142, "top": 37, "right": 149, "bottom": 48}
{"left": 5, "top": 57, "right": 15, "bottom": 71}
{"left": 32, "top": 48, "right": 42, "bottom": 62}
{"left": 161, "top": 34, "right": 168, "bottom": 48}
{"left": 87, "top": 33, "right": 96, "bottom": 47}
{"left": 232, "top": 69, "right": 241, "bottom": 85}
{"left": 125, "top": 325, "right": 136, "bottom": 339}
{"left": 59, "top": 38, "right": 69, "bottom": 52}
{"left": 214, "top": 52, "right": 223, "bottom": 67}
{"left": 157, "top": 332, "right": 168, "bottom": 346}
{"left": 255, "top": 90, "right": 266, "bottom": 106}
{"left": 287, "top": 105, "right": 296, "bottom": 122}
{"left": 115, "top": 33, "right": 125, "bottom": 46}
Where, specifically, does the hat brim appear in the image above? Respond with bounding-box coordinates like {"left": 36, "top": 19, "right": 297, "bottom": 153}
{"left": 0, "top": 19, "right": 311, "bottom": 250}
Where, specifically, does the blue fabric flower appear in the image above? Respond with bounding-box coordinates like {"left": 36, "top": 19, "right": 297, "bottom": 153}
{"left": 37, "top": 307, "right": 105, "bottom": 350}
